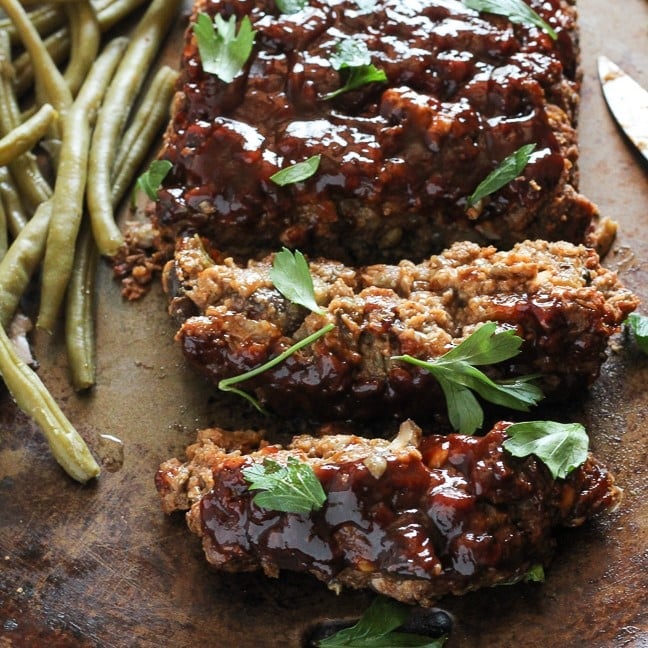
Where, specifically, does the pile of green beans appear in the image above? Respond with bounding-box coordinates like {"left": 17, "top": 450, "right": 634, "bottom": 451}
{"left": 0, "top": 0, "right": 182, "bottom": 482}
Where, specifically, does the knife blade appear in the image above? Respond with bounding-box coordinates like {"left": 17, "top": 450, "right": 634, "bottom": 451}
{"left": 598, "top": 56, "right": 648, "bottom": 162}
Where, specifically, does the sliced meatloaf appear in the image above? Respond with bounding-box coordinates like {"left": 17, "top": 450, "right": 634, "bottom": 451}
{"left": 155, "top": 420, "right": 622, "bottom": 606}
{"left": 153, "top": 0, "right": 614, "bottom": 265}
{"left": 164, "top": 237, "right": 638, "bottom": 421}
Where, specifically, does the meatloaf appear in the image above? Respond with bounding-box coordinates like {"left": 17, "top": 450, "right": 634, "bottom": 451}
{"left": 152, "top": 0, "right": 614, "bottom": 265}
{"left": 165, "top": 237, "right": 638, "bottom": 421}
{"left": 156, "top": 420, "right": 622, "bottom": 606}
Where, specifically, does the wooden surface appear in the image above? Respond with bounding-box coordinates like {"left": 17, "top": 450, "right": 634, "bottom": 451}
{"left": 1, "top": 1, "right": 647, "bottom": 646}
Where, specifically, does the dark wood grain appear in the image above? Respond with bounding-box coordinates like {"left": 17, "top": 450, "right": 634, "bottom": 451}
{"left": 0, "top": 1, "right": 646, "bottom": 646}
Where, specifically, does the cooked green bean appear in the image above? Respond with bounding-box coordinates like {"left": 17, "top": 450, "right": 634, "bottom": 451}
{"left": 0, "top": 200, "right": 51, "bottom": 329}
{"left": 0, "top": 317, "right": 100, "bottom": 483}
{"left": 0, "top": 34, "right": 53, "bottom": 209}
{"left": 39, "top": 37, "right": 128, "bottom": 333}
{"left": 65, "top": 221, "right": 98, "bottom": 391}
{"left": 96, "top": 0, "right": 149, "bottom": 32}
{"left": 0, "top": 167, "right": 28, "bottom": 237}
{"left": 0, "top": 0, "right": 72, "bottom": 133}
{"left": 63, "top": 0, "right": 101, "bottom": 96}
{"left": 0, "top": 104, "right": 58, "bottom": 167}
{"left": 87, "top": 0, "right": 182, "bottom": 256}
{"left": 112, "top": 65, "right": 178, "bottom": 206}
{"left": 0, "top": 5, "right": 65, "bottom": 46}
{"left": 0, "top": 193, "right": 7, "bottom": 261}
{"left": 13, "top": 28, "right": 70, "bottom": 97}
{"left": 14, "top": 0, "right": 147, "bottom": 97}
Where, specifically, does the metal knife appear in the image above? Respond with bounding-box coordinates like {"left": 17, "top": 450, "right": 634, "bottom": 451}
{"left": 598, "top": 55, "right": 648, "bottom": 163}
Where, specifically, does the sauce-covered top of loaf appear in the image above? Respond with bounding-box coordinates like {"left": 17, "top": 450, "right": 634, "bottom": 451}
{"left": 158, "top": 0, "right": 585, "bottom": 262}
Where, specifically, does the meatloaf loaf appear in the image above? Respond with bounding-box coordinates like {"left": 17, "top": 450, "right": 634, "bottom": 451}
{"left": 156, "top": 420, "right": 622, "bottom": 606}
{"left": 164, "top": 237, "right": 638, "bottom": 421}
{"left": 153, "top": 0, "right": 613, "bottom": 265}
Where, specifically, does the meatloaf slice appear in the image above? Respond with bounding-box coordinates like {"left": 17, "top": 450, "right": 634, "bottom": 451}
{"left": 152, "top": 0, "right": 614, "bottom": 265}
{"left": 164, "top": 237, "right": 638, "bottom": 421}
{"left": 155, "top": 420, "right": 622, "bottom": 606}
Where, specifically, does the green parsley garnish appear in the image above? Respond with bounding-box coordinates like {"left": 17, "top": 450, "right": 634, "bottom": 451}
{"left": 323, "top": 38, "right": 387, "bottom": 100}
{"left": 503, "top": 420, "right": 589, "bottom": 479}
{"left": 468, "top": 143, "right": 537, "bottom": 207}
{"left": 242, "top": 456, "right": 326, "bottom": 514}
{"left": 133, "top": 159, "right": 172, "bottom": 202}
{"left": 625, "top": 313, "right": 648, "bottom": 355}
{"left": 270, "top": 154, "right": 321, "bottom": 186}
{"left": 193, "top": 13, "right": 256, "bottom": 83}
{"left": 269, "top": 247, "right": 325, "bottom": 314}
{"left": 392, "top": 322, "right": 543, "bottom": 435}
{"left": 218, "top": 248, "right": 332, "bottom": 411}
{"left": 463, "top": 0, "right": 557, "bottom": 40}
{"left": 276, "top": 0, "right": 307, "bottom": 13}
{"left": 318, "top": 597, "right": 447, "bottom": 647}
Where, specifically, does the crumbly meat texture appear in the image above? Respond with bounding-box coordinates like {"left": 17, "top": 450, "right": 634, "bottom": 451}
{"left": 152, "top": 0, "right": 614, "bottom": 266}
{"left": 155, "top": 420, "right": 622, "bottom": 606}
{"left": 165, "top": 237, "right": 638, "bottom": 421}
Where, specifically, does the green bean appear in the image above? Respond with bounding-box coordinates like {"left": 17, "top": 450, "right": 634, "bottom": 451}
{"left": 112, "top": 65, "right": 178, "bottom": 206}
{"left": 65, "top": 221, "right": 98, "bottom": 391}
{"left": 0, "top": 5, "right": 65, "bottom": 47}
{"left": 13, "top": 0, "right": 147, "bottom": 97}
{"left": 39, "top": 37, "right": 128, "bottom": 333}
{"left": 0, "top": 200, "right": 51, "bottom": 329}
{"left": 0, "top": 315, "right": 100, "bottom": 483}
{"left": 0, "top": 34, "right": 53, "bottom": 209}
{"left": 63, "top": 0, "right": 101, "bottom": 97}
{"left": 0, "top": 0, "right": 72, "bottom": 133}
{"left": 96, "top": 0, "right": 149, "bottom": 32}
{"left": 0, "top": 192, "right": 7, "bottom": 261}
{"left": 13, "top": 28, "right": 70, "bottom": 98}
{"left": 0, "top": 104, "right": 58, "bottom": 167}
{"left": 87, "top": 0, "right": 182, "bottom": 256}
{"left": 0, "top": 167, "right": 28, "bottom": 237}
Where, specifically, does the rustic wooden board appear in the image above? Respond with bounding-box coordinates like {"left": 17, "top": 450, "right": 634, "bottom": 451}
{"left": 0, "top": 1, "right": 647, "bottom": 646}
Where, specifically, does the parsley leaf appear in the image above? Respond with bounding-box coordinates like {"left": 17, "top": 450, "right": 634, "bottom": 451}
{"left": 242, "top": 456, "right": 326, "bottom": 514}
{"left": 133, "top": 159, "right": 172, "bottom": 202}
{"left": 270, "top": 154, "right": 321, "bottom": 186}
{"left": 503, "top": 420, "right": 589, "bottom": 479}
{"left": 193, "top": 13, "right": 256, "bottom": 83}
{"left": 463, "top": 0, "right": 557, "bottom": 40}
{"left": 324, "top": 38, "right": 387, "bottom": 100}
{"left": 318, "top": 597, "right": 447, "bottom": 647}
{"left": 626, "top": 313, "right": 648, "bottom": 354}
{"left": 276, "top": 0, "right": 307, "bottom": 13}
{"left": 269, "top": 247, "right": 325, "bottom": 314}
{"left": 392, "top": 322, "right": 543, "bottom": 434}
{"left": 468, "top": 143, "right": 537, "bottom": 206}
{"left": 219, "top": 246, "right": 332, "bottom": 410}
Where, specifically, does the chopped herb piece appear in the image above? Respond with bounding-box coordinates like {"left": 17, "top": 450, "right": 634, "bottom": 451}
{"left": 270, "top": 154, "right": 321, "bottom": 186}
{"left": 318, "top": 596, "right": 447, "bottom": 647}
{"left": 276, "top": 0, "right": 307, "bottom": 13}
{"left": 242, "top": 456, "right": 326, "bottom": 514}
{"left": 269, "top": 247, "right": 325, "bottom": 314}
{"left": 626, "top": 313, "right": 648, "bottom": 354}
{"left": 193, "top": 13, "right": 256, "bottom": 83}
{"left": 463, "top": 0, "right": 557, "bottom": 39}
{"left": 324, "top": 38, "right": 387, "bottom": 100}
{"left": 524, "top": 564, "right": 546, "bottom": 582}
{"left": 468, "top": 143, "right": 537, "bottom": 206}
{"left": 503, "top": 420, "right": 589, "bottom": 479}
{"left": 392, "top": 322, "right": 543, "bottom": 434}
{"left": 133, "top": 159, "right": 172, "bottom": 202}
